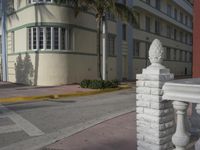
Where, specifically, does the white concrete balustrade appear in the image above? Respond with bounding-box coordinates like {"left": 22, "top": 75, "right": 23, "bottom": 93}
{"left": 163, "top": 78, "right": 200, "bottom": 150}
{"left": 136, "top": 39, "right": 200, "bottom": 150}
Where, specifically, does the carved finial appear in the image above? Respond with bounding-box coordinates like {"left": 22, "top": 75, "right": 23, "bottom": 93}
{"left": 149, "top": 39, "right": 164, "bottom": 65}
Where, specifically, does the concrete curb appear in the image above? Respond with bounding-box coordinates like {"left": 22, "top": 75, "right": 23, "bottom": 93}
{"left": 0, "top": 86, "right": 131, "bottom": 104}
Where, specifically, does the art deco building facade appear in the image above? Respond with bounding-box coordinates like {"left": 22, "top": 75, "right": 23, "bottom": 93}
{"left": 0, "top": 0, "right": 193, "bottom": 85}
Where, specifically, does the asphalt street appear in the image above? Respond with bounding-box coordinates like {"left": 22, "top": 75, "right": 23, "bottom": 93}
{"left": 0, "top": 88, "right": 136, "bottom": 150}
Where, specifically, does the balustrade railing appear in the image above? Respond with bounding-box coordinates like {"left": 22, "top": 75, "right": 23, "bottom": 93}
{"left": 163, "top": 78, "right": 200, "bottom": 150}
{"left": 136, "top": 38, "right": 200, "bottom": 150}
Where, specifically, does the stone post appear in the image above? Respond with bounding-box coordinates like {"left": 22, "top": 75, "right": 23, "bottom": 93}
{"left": 136, "top": 39, "right": 175, "bottom": 150}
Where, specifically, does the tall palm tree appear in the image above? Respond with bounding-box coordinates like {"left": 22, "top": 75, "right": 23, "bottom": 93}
{"left": 55, "top": 0, "right": 137, "bottom": 80}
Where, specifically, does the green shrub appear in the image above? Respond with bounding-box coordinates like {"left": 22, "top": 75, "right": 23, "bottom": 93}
{"left": 80, "top": 79, "right": 119, "bottom": 89}
{"left": 88, "top": 80, "right": 102, "bottom": 89}
{"left": 80, "top": 79, "right": 91, "bottom": 88}
{"left": 111, "top": 79, "right": 119, "bottom": 88}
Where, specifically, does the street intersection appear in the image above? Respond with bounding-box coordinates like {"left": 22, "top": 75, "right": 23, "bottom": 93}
{"left": 0, "top": 88, "right": 136, "bottom": 150}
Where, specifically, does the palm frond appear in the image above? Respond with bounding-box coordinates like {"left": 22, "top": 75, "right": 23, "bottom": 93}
{"left": 114, "top": 2, "right": 137, "bottom": 27}
{"left": 54, "top": 0, "right": 138, "bottom": 26}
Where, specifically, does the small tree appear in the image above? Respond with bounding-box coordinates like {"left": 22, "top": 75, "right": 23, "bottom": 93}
{"left": 55, "top": 0, "right": 137, "bottom": 80}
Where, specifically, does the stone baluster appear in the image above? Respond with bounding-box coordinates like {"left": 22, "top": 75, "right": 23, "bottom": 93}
{"left": 195, "top": 104, "right": 200, "bottom": 150}
{"left": 172, "top": 101, "right": 190, "bottom": 150}
{"left": 136, "top": 39, "right": 175, "bottom": 150}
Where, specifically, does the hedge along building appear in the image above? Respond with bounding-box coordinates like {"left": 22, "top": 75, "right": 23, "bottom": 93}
{"left": 0, "top": 0, "right": 193, "bottom": 86}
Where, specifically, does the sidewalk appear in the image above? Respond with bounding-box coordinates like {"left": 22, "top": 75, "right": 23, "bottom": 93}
{"left": 0, "top": 82, "right": 134, "bottom": 103}
{"left": 0, "top": 82, "right": 94, "bottom": 102}
{"left": 42, "top": 112, "right": 136, "bottom": 150}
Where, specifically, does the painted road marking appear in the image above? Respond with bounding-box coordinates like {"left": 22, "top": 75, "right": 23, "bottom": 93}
{"left": 0, "top": 105, "right": 44, "bottom": 136}
{"left": 0, "top": 124, "right": 21, "bottom": 134}
{"left": 0, "top": 108, "right": 135, "bottom": 150}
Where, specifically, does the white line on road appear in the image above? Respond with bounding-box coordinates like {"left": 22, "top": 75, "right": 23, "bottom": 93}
{"left": 0, "top": 125, "right": 22, "bottom": 134}
{"left": 0, "top": 105, "right": 44, "bottom": 136}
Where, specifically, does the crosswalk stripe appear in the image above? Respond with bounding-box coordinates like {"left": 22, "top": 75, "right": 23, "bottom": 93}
{"left": 0, "top": 124, "right": 22, "bottom": 134}
{"left": 0, "top": 105, "right": 44, "bottom": 136}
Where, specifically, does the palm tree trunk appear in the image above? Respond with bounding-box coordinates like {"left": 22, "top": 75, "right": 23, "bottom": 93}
{"left": 97, "top": 20, "right": 102, "bottom": 80}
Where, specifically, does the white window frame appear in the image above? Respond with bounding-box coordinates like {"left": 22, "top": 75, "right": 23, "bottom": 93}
{"left": 28, "top": 26, "right": 69, "bottom": 51}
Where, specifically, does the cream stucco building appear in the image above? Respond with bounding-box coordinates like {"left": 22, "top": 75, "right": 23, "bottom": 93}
{"left": 0, "top": 0, "right": 193, "bottom": 86}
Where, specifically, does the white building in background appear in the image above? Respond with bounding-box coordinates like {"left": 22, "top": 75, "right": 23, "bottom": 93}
{"left": 118, "top": 0, "right": 193, "bottom": 81}
{"left": 0, "top": 0, "right": 193, "bottom": 86}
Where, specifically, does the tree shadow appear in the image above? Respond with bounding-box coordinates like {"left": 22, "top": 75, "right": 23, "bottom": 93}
{"left": 15, "top": 53, "right": 34, "bottom": 85}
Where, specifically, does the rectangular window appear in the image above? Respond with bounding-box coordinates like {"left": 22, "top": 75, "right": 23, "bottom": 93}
{"left": 174, "top": 29, "right": 177, "bottom": 40}
{"left": 145, "top": 16, "right": 150, "bottom": 32}
{"left": 166, "top": 47, "right": 171, "bottom": 60}
{"left": 174, "top": 8, "right": 177, "bottom": 20}
{"left": 190, "top": 17, "right": 193, "bottom": 28}
{"left": 180, "top": 12, "right": 183, "bottom": 23}
{"left": 46, "top": 27, "right": 51, "bottom": 49}
{"left": 185, "top": 33, "right": 188, "bottom": 44}
{"left": 134, "top": 12, "right": 140, "bottom": 28}
{"left": 28, "top": 26, "right": 67, "bottom": 51}
{"left": 189, "top": 34, "right": 192, "bottom": 45}
{"left": 33, "top": 27, "right": 37, "bottom": 50}
{"left": 61, "top": 28, "right": 66, "bottom": 50}
{"left": 180, "top": 31, "right": 183, "bottom": 42}
{"left": 133, "top": 40, "right": 140, "bottom": 57}
{"left": 184, "top": 51, "right": 187, "bottom": 62}
{"left": 155, "top": 0, "right": 161, "bottom": 10}
{"left": 179, "top": 50, "right": 182, "bottom": 61}
{"left": 166, "top": 25, "right": 171, "bottom": 38}
{"left": 67, "top": 28, "right": 73, "bottom": 50}
{"left": 28, "top": 28, "right": 32, "bottom": 50}
{"left": 185, "top": 16, "right": 188, "bottom": 25}
{"left": 167, "top": 4, "right": 172, "bottom": 17}
{"left": 182, "top": 51, "right": 185, "bottom": 61}
{"left": 122, "top": 24, "right": 126, "bottom": 41}
{"left": 39, "top": 27, "right": 44, "bottom": 49}
{"left": 155, "top": 20, "right": 160, "bottom": 35}
{"left": 54, "top": 28, "right": 59, "bottom": 49}
{"left": 189, "top": 52, "right": 192, "bottom": 62}
{"left": 108, "top": 35, "right": 115, "bottom": 56}
{"left": 173, "top": 49, "right": 177, "bottom": 60}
